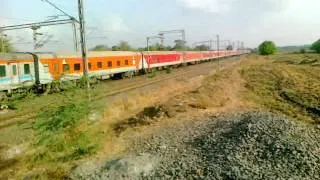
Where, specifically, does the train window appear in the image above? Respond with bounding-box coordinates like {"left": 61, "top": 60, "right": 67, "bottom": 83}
{"left": 63, "top": 64, "right": 70, "bottom": 72}
{"left": 43, "top": 64, "right": 49, "bottom": 73}
{"left": 12, "top": 65, "right": 17, "bottom": 75}
{"left": 125, "top": 60, "right": 129, "bottom": 65}
{"left": 0, "top": 66, "right": 6, "bottom": 77}
{"left": 74, "top": 63, "right": 81, "bottom": 71}
{"left": 97, "top": 62, "right": 103, "bottom": 68}
{"left": 88, "top": 63, "right": 92, "bottom": 70}
{"left": 117, "top": 61, "right": 121, "bottom": 66}
{"left": 24, "top": 64, "right": 30, "bottom": 74}
{"left": 108, "top": 61, "right": 112, "bottom": 67}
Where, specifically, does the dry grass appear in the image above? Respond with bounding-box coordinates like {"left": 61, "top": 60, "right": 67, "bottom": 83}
{"left": 109, "top": 59, "right": 252, "bottom": 152}
{"left": 92, "top": 74, "right": 204, "bottom": 160}
{"left": 0, "top": 64, "right": 208, "bottom": 179}
{"left": 240, "top": 53, "right": 320, "bottom": 123}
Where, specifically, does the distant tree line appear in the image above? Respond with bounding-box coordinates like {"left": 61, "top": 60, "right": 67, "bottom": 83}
{"left": 277, "top": 45, "right": 311, "bottom": 52}
{"left": 0, "top": 37, "right": 14, "bottom": 53}
{"left": 91, "top": 40, "right": 224, "bottom": 52}
{"left": 258, "top": 39, "right": 320, "bottom": 55}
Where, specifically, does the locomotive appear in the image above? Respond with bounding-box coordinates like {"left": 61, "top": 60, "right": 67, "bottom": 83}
{"left": 0, "top": 50, "right": 248, "bottom": 93}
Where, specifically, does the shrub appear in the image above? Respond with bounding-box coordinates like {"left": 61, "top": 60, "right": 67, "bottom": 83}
{"left": 311, "top": 39, "right": 320, "bottom": 53}
{"left": 300, "top": 48, "right": 306, "bottom": 54}
{"left": 32, "top": 100, "right": 100, "bottom": 162}
{"left": 166, "top": 67, "right": 172, "bottom": 74}
{"left": 258, "top": 41, "right": 277, "bottom": 55}
{"left": 148, "top": 69, "right": 157, "bottom": 78}
{"left": 34, "top": 101, "right": 89, "bottom": 132}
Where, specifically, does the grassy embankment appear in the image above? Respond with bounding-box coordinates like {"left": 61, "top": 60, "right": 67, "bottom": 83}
{"left": 1, "top": 87, "right": 104, "bottom": 178}
{"left": 1, "top": 67, "right": 201, "bottom": 179}
{"left": 240, "top": 53, "right": 320, "bottom": 123}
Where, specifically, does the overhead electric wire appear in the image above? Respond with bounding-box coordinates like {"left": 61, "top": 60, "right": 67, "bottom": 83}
{"left": 41, "top": 0, "right": 79, "bottom": 23}
{"left": 0, "top": 16, "right": 37, "bottom": 22}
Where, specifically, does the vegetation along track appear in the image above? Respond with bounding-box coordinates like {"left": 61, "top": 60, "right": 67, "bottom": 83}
{"left": 0, "top": 56, "right": 244, "bottom": 128}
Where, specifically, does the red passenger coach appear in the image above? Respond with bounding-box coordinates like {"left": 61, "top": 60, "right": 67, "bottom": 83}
{"left": 202, "top": 51, "right": 214, "bottom": 60}
{"left": 143, "top": 51, "right": 182, "bottom": 69}
{"left": 184, "top": 52, "right": 204, "bottom": 63}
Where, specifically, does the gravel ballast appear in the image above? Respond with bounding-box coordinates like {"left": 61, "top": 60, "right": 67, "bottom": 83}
{"left": 70, "top": 112, "right": 320, "bottom": 179}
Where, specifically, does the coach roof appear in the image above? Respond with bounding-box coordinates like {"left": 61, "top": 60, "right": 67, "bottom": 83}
{"left": 35, "top": 51, "right": 141, "bottom": 59}
{"left": 0, "top": 53, "right": 34, "bottom": 62}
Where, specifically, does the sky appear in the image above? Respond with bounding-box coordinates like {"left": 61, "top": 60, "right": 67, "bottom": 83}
{"left": 0, "top": 0, "right": 319, "bottom": 52}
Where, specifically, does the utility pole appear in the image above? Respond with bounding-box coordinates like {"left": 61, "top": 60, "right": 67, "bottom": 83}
{"left": 78, "top": 0, "right": 90, "bottom": 88}
{"left": 42, "top": 0, "right": 80, "bottom": 51}
{"left": 31, "top": 26, "right": 42, "bottom": 50}
{"left": 159, "top": 29, "right": 186, "bottom": 61}
{"left": 1, "top": 19, "right": 76, "bottom": 51}
{"left": 71, "top": 20, "right": 79, "bottom": 51}
{"left": 241, "top": 41, "right": 244, "bottom": 52}
{"left": 146, "top": 36, "right": 163, "bottom": 51}
{"left": 159, "top": 29, "right": 185, "bottom": 47}
{"left": 217, "top": 34, "right": 220, "bottom": 69}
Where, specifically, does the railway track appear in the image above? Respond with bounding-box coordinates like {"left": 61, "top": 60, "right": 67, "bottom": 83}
{"left": 0, "top": 56, "right": 243, "bottom": 129}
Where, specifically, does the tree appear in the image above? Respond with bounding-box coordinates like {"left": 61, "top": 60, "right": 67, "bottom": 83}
{"left": 90, "top": 44, "right": 110, "bottom": 51}
{"left": 119, "top": 41, "right": 131, "bottom": 51}
{"left": 147, "top": 43, "right": 169, "bottom": 51}
{"left": 112, "top": 45, "right": 120, "bottom": 51}
{"left": 226, "top": 45, "right": 233, "bottom": 50}
{"left": 258, "top": 41, "right": 277, "bottom": 55}
{"left": 111, "top": 41, "right": 132, "bottom": 51}
{"left": 194, "top": 44, "right": 210, "bottom": 51}
{"left": 149, "top": 43, "right": 161, "bottom": 51}
{"left": 311, "top": 39, "right": 320, "bottom": 53}
{"left": 0, "top": 37, "right": 14, "bottom": 53}
{"left": 165, "top": 45, "right": 172, "bottom": 51}
{"left": 299, "top": 48, "right": 306, "bottom": 54}
{"left": 173, "top": 39, "right": 186, "bottom": 51}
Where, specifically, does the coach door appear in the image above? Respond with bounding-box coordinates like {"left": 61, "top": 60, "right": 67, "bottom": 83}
{"left": 9, "top": 63, "right": 19, "bottom": 86}
{"left": 52, "top": 63, "right": 60, "bottom": 80}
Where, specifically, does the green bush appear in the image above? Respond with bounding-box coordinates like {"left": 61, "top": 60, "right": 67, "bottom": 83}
{"left": 34, "top": 101, "right": 89, "bottom": 132}
{"left": 258, "top": 41, "right": 277, "bottom": 55}
{"left": 166, "top": 67, "right": 172, "bottom": 74}
{"left": 311, "top": 39, "right": 320, "bottom": 53}
{"left": 32, "top": 100, "right": 100, "bottom": 162}
{"left": 148, "top": 69, "right": 157, "bottom": 78}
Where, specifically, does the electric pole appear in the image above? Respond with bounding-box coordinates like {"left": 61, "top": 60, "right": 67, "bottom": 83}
{"left": 158, "top": 29, "right": 185, "bottom": 47}
{"left": 78, "top": 0, "right": 90, "bottom": 88}
{"left": 217, "top": 34, "right": 220, "bottom": 70}
{"left": 146, "top": 36, "right": 163, "bottom": 51}
{"left": 72, "top": 21, "right": 79, "bottom": 51}
{"left": 31, "top": 26, "right": 42, "bottom": 50}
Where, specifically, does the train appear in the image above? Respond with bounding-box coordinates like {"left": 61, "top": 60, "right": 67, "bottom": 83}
{"left": 0, "top": 50, "right": 249, "bottom": 93}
